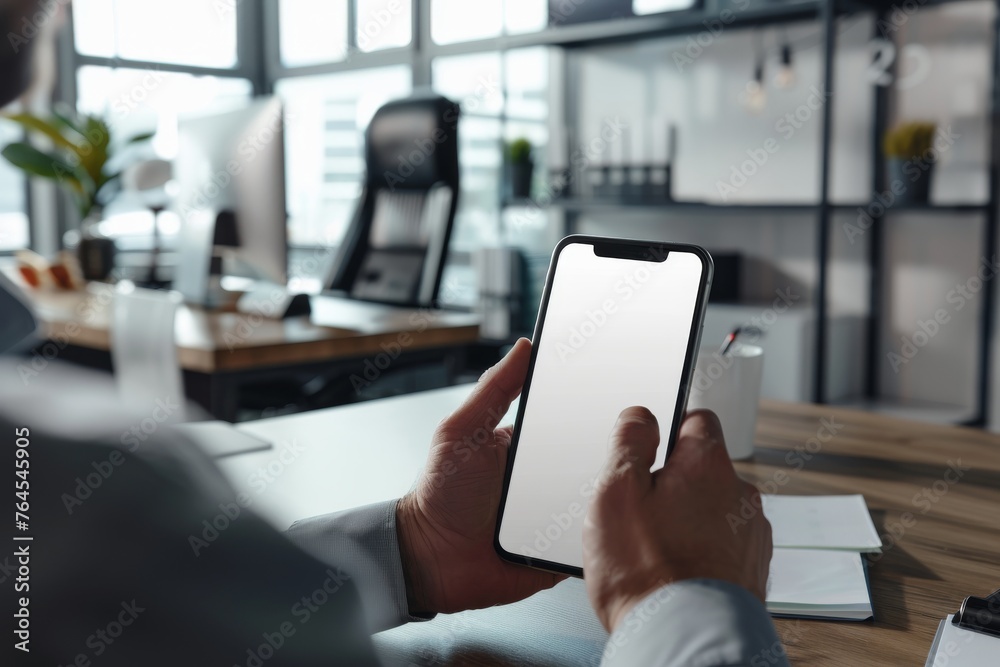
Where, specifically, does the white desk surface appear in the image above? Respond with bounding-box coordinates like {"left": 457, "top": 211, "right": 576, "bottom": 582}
{"left": 220, "top": 385, "right": 607, "bottom": 666}
{"left": 219, "top": 384, "right": 517, "bottom": 530}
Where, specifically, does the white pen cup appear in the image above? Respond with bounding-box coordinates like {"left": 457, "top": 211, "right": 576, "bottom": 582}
{"left": 686, "top": 343, "right": 764, "bottom": 460}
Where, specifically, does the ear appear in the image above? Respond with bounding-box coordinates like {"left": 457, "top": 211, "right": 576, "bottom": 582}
{"left": 0, "top": 271, "right": 38, "bottom": 354}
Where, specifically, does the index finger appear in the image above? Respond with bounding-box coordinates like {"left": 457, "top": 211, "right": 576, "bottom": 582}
{"left": 599, "top": 407, "right": 660, "bottom": 492}
{"left": 659, "top": 409, "right": 735, "bottom": 475}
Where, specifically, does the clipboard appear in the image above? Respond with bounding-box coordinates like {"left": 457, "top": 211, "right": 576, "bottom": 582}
{"left": 924, "top": 589, "right": 1000, "bottom": 667}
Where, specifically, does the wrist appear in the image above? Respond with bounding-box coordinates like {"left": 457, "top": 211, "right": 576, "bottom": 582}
{"left": 395, "top": 494, "right": 436, "bottom": 616}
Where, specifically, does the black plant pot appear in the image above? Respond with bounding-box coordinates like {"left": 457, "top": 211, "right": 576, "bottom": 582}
{"left": 888, "top": 158, "right": 933, "bottom": 205}
{"left": 508, "top": 161, "right": 534, "bottom": 200}
{"left": 78, "top": 232, "right": 116, "bottom": 282}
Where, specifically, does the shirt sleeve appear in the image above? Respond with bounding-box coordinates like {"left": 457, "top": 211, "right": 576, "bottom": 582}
{"left": 286, "top": 499, "right": 434, "bottom": 633}
{"left": 600, "top": 579, "right": 789, "bottom": 667}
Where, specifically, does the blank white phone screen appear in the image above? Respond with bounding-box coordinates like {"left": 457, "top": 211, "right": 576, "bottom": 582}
{"left": 498, "top": 243, "right": 705, "bottom": 570}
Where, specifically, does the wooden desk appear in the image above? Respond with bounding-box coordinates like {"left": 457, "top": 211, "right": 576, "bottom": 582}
{"left": 219, "top": 388, "right": 1000, "bottom": 666}
{"left": 19, "top": 281, "right": 479, "bottom": 419}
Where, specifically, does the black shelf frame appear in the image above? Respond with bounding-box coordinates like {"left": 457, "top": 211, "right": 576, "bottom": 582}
{"left": 499, "top": 0, "right": 999, "bottom": 423}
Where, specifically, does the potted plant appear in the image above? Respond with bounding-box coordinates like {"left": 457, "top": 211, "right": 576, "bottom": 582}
{"left": 883, "top": 121, "right": 937, "bottom": 204}
{"left": 506, "top": 137, "right": 534, "bottom": 200}
{"left": 1, "top": 108, "right": 153, "bottom": 280}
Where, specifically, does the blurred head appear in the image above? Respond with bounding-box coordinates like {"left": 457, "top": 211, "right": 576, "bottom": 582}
{"left": 0, "top": 0, "right": 49, "bottom": 106}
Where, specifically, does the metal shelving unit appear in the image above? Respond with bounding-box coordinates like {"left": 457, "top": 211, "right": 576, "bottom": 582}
{"left": 500, "top": 0, "right": 999, "bottom": 424}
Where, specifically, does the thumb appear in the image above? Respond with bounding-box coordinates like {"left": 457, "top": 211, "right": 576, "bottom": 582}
{"left": 437, "top": 338, "right": 531, "bottom": 436}
{"left": 599, "top": 407, "right": 660, "bottom": 492}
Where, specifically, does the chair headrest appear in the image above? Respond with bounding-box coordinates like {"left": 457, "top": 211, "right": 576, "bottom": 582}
{"left": 366, "top": 94, "right": 461, "bottom": 193}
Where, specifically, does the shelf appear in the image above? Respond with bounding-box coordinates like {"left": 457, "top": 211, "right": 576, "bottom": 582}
{"left": 503, "top": 197, "right": 820, "bottom": 213}
{"left": 551, "top": 4, "right": 825, "bottom": 49}
{"left": 832, "top": 203, "right": 990, "bottom": 214}
{"left": 502, "top": 198, "right": 992, "bottom": 216}
{"left": 833, "top": 397, "right": 978, "bottom": 426}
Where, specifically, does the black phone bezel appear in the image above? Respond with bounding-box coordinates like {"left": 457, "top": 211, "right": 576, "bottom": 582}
{"left": 492, "top": 235, "right": 715, "bottom": 578}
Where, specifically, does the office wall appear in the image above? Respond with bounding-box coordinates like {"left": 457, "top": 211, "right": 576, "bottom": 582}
{"left": 554, "top": 2, "right": 996, "bottom": 412}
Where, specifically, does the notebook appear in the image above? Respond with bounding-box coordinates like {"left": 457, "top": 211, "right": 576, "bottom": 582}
{"left": 766, "top": 548, "right": 873, "bottom": 621}
{"left": 762, "top": 494, "right": 883, "bottom": 552}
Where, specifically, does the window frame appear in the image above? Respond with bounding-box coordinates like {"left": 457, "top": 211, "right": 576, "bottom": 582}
{"left": 51, "top": 0, "right": 556, "bottom": 256}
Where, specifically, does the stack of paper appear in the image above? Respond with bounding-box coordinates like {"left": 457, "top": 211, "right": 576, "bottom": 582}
{"left": 761, "top": 495, "right": 881, "bottom": 621}
{"left": 925, "top": 615, "right": 1000, "bottom": 666}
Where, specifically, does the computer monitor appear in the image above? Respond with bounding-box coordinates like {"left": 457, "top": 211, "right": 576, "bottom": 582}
{"left": 173, "top": 97, "right": 287, "bottom": 305}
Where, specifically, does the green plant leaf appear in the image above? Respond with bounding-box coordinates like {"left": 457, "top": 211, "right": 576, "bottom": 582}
{"left": 78, "top": 114, "right": 112, "bottom": 190}
{"left": 1, "top": 142, "right": 87, "bottom": 194}
{"left": 507, "top": 137, "right": 533, "bottom": 163}
{"left": 49, "top": 107, "right": 88, "bottom": 141}
{"left": 1, "top": 113, "right": 77, "bottom": 152}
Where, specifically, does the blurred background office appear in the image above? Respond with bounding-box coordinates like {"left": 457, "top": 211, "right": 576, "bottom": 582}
{"left": 3, "top": 0, "right": 1000, "bottom": 431}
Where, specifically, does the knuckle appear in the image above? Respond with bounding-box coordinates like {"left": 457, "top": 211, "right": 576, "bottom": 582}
{"left": 613, "top": 418, "right": 654, "bottom": 445}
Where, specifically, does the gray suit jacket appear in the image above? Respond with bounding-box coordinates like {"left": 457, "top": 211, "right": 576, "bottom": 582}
{"left": 2, "top": 366, "right": 786, "bottom": 666}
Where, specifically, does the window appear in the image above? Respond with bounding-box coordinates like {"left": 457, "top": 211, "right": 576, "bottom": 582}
{"left": 76, "top": 67, "right": 253, "bottom": 140}
{"left": 60, "top": 0, "right": 552, "bottom": 296}
{"left": 276, "top": 66, "right": 412, "bottom": 247}
{"left": 633, "top": 0, "right": 699, "bottom": 15}
{"left": 73, "top": 0, "right": 238, "bottom": 68}
{"left": 431, "top": 0, "right": 547, "bottom": 45}
{"left": 432, "top": 49, "right": 550, "bottom": 251}
{"left": 280, "top": 0, "right": 350, "bottom": 66}
{"left": 356, "top": 0, "right": 413, "bottom": 52}
{"left": 68, "top": 0, "right": 256, "bottom": 257}
{"left": 0, "top": 124, "right": 29, "bottom": 252}
{"left": 73, "top": 67, "right": 252, "bottom": 246}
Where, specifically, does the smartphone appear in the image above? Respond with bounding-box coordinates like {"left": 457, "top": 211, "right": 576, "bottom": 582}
{"left": 494, "top": 235, "right": 713, "bottom": 577}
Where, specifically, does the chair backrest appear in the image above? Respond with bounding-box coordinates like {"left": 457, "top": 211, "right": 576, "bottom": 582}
{"left": 325, "top": 94, "right": 461, "bottom": 307}
{"left": 111, "top": 283, "right": 186, "bottom": 422}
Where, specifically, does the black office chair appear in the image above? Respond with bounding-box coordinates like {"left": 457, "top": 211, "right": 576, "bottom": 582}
{"left": 240, "top": 95, "right": 462, "bottom": 418}
{"left": 324, "top": 93, "right": 461, "bottom": 308}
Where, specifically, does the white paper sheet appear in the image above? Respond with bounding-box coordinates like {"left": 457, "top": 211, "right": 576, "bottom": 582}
{"left": 766, "top": 548, "right": 872, "bottom": 620}
{"left": 925, "top": 615, "right": 1000, "bottom": 666}
{"left": 761, "top": 494, "right": 883, "bottom": 552}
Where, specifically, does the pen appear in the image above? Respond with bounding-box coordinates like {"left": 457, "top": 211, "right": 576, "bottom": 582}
{"left": 719, "top": 327, "right": 742, "bottom": 356}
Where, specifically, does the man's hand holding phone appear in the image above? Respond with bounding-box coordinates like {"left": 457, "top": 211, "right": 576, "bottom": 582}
{"left": 398, "top": 339, "right": 772, "bottom": 630}
{"left": 396, "top": 338, "right": 565, "bottom": 616}
{"left": 583, "top": 407, "right": 773, "bottom": 632}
